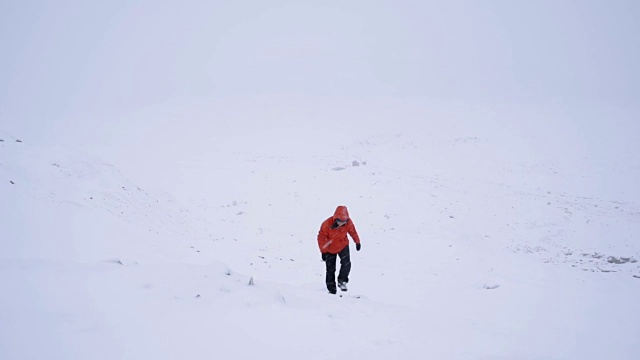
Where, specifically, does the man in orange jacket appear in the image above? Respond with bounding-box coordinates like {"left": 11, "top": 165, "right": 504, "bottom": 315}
{"left": 317, "top": 205, "right": 361, "bottom": 294}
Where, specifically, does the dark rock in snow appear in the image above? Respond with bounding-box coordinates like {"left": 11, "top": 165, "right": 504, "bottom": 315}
{"left": 607, "top": 256, "right": 637, "bottom": 264}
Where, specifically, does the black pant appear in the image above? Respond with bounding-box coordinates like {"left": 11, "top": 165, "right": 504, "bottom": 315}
{"left": 325, "top": 245, "right": 351, "bottom": 292}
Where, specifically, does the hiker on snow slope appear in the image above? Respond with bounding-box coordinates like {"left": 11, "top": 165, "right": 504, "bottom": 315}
{"left": 317, "top": 205, "right": 362, "bottom": 294}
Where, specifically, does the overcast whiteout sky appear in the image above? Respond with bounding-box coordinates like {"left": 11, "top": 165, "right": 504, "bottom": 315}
{"left": 1, "top": 1, "right": 639, "bottom": 163}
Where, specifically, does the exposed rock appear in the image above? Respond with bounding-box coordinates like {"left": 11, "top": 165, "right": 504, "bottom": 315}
{"left": 607, "top": 256, "right": 637, "bottom": 264}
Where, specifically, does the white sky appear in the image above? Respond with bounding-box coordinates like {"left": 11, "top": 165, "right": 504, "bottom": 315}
{"left": 2, "top": 1, "right": 639, "bottom": 129}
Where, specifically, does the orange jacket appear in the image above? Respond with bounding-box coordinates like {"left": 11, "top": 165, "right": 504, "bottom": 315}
{"left": 317, "top": 206, "right": 361, "bottom": 254}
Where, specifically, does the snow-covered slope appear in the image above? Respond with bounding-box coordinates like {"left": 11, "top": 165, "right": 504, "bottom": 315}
{"left": 2, "top": 114, "right": 640, "bottom": 360}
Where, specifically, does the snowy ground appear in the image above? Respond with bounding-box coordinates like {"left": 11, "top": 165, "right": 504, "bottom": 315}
{"left": 2, "top": 105, "right": 640, "bottom": 359}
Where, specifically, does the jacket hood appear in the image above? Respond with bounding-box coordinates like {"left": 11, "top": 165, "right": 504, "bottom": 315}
{"left": 333, "top": 206, "right": 350, "bottom": 221}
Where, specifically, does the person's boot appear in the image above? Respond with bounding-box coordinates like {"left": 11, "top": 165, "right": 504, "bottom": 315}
{"left": 327, "top": 282, "right": 337, "bottom": 294}
{"left": 338, "top": 282, "right": 348, "bottom": 292}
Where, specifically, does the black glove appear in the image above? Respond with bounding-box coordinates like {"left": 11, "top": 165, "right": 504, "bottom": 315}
{"left": 356, "top": 243, "right": 361, "bottom": 251}
{"left": 322, "top": 253, "right": 328, "bottom": 261}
